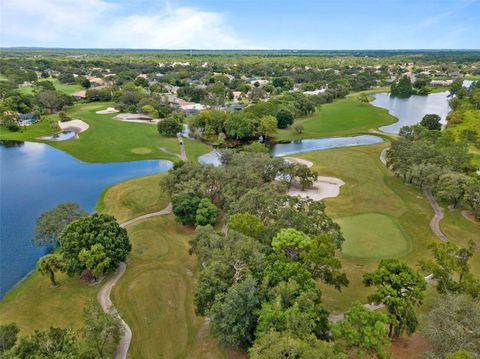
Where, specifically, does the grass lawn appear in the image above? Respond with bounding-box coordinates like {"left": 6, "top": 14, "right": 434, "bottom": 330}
{"left": 445, "top": 109, "right": 480, "bottom": 166}
{"left": 96, "top": 173, "right": 170, "bottom": 223}
{"left": 0, "top": 102, "right": 211, "bottom": 163}
{"left": 98, "top": 176, "right": 226, "bottom": 358}
{"left": 112, "top": 216, "right": 226, "bottom": 359}
{"left": 337, "top": 213, "right": 411, "bottom": 259}
{"left": 17, "top": 78, "right": 84, "bottom": 95}
{"left": 275, "top": 98, "right": 397, "bottom": 141}
{"left": 0, "top": 271, "right": 101, "bottom": 335}
{"left": 293, "top": 143, "right": 479, "bottom": 313}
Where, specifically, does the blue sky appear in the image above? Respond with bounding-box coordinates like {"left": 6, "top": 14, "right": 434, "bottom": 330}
{"left": 1, "top": 0, "right": 479, "bottom": 49}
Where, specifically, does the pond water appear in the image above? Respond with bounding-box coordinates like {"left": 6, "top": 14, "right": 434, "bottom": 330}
{"left": 39, "top": 130, "right": 77, "bottom": 141}
{"left": 0, "top": 141, "right": 172, "bottom": 298}
{"left": 370, "top": 91, "right": 451, "bottom": 134}
{"left": 198, "top": 135, "right": 384, "bottom": 166}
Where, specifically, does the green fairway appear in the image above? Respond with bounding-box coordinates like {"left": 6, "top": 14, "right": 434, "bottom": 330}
{"left": 96, "top": 173, "right": 169, "bottom": 223}
{"left": 275, "top": 98, "right": 397, "bottom": 141}
{"left": 338, "top": 213, "right": 411, "bottom": 259}
{"left": 0, "top": 102, "right": 211, "bottom": 163}
{"left": 293, "top": 143, "right": 479, "bottom": 313}
{"left": 112, "top": 216, "right": 225, "bottom": 359}
{"left": 17, "top": 78, "right": 84, "bottom": 95}
{"left": 98, "top": 176, "right": 225, "bottom": 358}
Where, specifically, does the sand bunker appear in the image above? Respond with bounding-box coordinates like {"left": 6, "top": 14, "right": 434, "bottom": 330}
{"left": 59, "top": 119, "right": 89, "bottom": 133}
{"left": 285, "top": 157, "right": 345, "bottom": 201}
{"left": 284, "top": 157, "right": 313, "bottom": 168}
{"left": 96, "top": 107, "right": 119, "bottom": 114}
{"left": 113, "top": 113, "right": 160, "bottom": 124}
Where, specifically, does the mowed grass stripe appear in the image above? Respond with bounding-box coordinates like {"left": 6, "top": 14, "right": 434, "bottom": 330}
{"left": 112, "top": 215, "right": 226, "bottom": 359}
{"left": 337, "top": 213, "right": 411, "bottom": 259}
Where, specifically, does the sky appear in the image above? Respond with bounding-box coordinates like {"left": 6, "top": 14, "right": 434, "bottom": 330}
{"left": 1, "top": 0, "right": 479, "bottom": 50}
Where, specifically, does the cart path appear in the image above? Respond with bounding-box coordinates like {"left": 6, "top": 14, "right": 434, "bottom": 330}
{"left": 97, "top": 203, "right": 173, "bottom": 358}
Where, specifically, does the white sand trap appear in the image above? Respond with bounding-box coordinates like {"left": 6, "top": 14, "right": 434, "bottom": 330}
{"left": 288, "top": 176, "right": 345, "bottom": 201}
{"left": 113, "top": 113, "right": 160, "bottom": 124}
{"left": 284, "top": 157, "right": 344, "bottom": 201}
{"left": 284, "top": 157, "right": 313, "bottom": 168}
{"left": 59, "top": 119, "right": 89, "bottom": 133}
{"left": 96, "top": 107, "right": 119, "bottom": 114}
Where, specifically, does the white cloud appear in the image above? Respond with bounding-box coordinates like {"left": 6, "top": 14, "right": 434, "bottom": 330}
{"left": 0, "top": 0, "right": 252, "bottom": 49}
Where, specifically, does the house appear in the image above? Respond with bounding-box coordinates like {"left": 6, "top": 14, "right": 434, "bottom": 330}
{"left": 72, "top": 90, "right": 87, "bottom": 100}
{"left": 86, "top": 76, "right": 105, "bottom": 87}
{"left": 303, "top": 88, "right": 327, "bottom": 96}
{"left": 430, "top": 80, "right": 453, "bottom": 87}
{"left": 18, "top": 113, "right": 39, "bottom": 125}
{"left": 181, "top": 103, "right": 207, "bottom": 115}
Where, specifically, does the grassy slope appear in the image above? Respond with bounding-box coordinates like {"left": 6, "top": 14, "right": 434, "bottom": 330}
{"left": 294, "top": 143, "right": 480, "bottom": 313}
{"left": 99, "top": 175, "right": 225, "bottom": 358}
{"left": 112, "top": 216, "right": 225, "bottom": 359}
{"left": 445, "top": 109, "right": 480, "bottom": 167}
{"left": 0, "top": 271, "right": 101, "bottom": 335}
{"left": 275, "top": 98, "right": 397, "bottom": 141}
{"left": 0, "top": 102, "right": 211, "bottom": 163}
{"left": 96, "top": 173, "right": 169, "bottom": 223}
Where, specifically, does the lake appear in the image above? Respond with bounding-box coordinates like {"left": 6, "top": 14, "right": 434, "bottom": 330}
{"left": 198, "top": 135, "right": 384, "bottom": 166}
{"left": 370, "top": 91, "right": 451, "bottom": 134}
{"left": 0, "top": 141, "right": 172, "bottom": 298}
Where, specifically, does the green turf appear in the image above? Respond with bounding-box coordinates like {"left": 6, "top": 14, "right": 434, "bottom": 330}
{"left": 0, "top": 102, "right": 212, "bottom": 163}
{"left": 112, "top": 216, "right": 226, "bottom": 359}
{"left": 445, "top": 109, "right": 480, "bottom": 167}
{"left": 294, "top": 143, "right": 479, "bottom": 313}
{"left": 275, "top": 98, "right": 397, "bottom": 141}
{"left": 96, "top": 173, "right": 169, "bottom": 223}
{"left": 0, "top": 271, "right": 101, "bottom": 335}
{"left": 337, "top": 213, "right": 411, "bottom": 259}
{"left": 17, "top": 78, "right": 84, "bottom": 95}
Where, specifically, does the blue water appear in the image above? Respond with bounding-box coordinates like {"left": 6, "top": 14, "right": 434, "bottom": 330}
{"left": 197, "top": 135, "right": 384, "bottom": 166}
{"left": 39, "top": 130, "right": 77, "bottom": 141}
{"left": 0, "top": 141, "right": 172, "bottom": 298}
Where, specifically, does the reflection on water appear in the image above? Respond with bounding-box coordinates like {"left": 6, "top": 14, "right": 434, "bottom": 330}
{"left": 197, "top": 135, "right": 384, "bottom": 166}
{"left": 371, "top": 91, "right": 451, "bottom": 134}
{"left": 0, "top": 141, "right": 172, "bottom": 297}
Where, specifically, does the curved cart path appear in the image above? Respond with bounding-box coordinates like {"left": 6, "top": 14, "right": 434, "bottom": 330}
{"left": 97, "top": 203, "right": 173, "bottom": 359}
{"left": 379, "top": 147, "right": 448, "bottom": 242}
{"left": 423, "top": 189, "right": 448, "bottom": 242}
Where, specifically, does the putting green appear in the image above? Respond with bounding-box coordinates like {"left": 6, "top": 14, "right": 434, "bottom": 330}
{"left": 336, "top": 213, "right": 411, "bottom": 259}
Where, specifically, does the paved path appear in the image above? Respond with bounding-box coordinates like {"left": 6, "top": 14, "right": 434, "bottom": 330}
{"left": 177, "top": 133, "right": 187, "bottom": 161}
{"left": 97, "top": 262, "right": 132, "bottom": 359}
{"left": 97, "top": 203, "right": 173, "bottom": 359}
{"left": 423, "top": 188, "right": 448, "bottom": 242}
{"left": 120, "top": 203, "right": 172, "bottom": 228}
{"left": 379, "top": 147, "right": 388, "bottom": 166}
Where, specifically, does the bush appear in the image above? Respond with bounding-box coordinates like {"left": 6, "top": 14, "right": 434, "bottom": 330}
{"left": 195, "top": 198, "right": 218, "bottom": 226}
{"left": 276, "top": 109, "right": 294, "bottom": 129}
{"left": 58, "top": 111, "right": 71, "bottom": 122}
{"left": 172, "top": 192, "right": 201, "bottom": 225}
{"left": 157, "top": 113, "right": 183, "bottom": 137}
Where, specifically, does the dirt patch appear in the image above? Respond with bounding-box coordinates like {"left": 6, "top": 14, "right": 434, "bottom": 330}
{"left": 462, "top": 210, "right": 479, "bottom": 225}
{"left": 387, "top": 332, "right": 431, "bottom": 358}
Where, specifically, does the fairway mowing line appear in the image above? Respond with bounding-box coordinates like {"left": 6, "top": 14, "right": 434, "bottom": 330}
{"left": 97, "top": 203, "right": 173, "bottom": 359}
